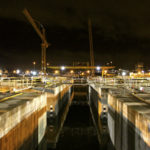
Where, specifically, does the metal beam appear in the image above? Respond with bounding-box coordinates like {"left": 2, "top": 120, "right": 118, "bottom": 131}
{"left": 23, "top": 9, "right": 48, "bottom": 47}
{"left": 47, "top": 66, "right": 115, "bottom": 70}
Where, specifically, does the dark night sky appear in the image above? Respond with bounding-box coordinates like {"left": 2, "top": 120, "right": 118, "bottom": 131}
{"left": 0, "top": 0, "right": 150, "bottom": 70}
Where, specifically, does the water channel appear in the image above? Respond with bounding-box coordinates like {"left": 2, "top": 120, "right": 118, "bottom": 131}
{"left": 38, "top": 85, "right": 114, "bottom": 150}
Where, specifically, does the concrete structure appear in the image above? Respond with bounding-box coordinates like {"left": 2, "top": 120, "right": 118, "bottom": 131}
{"left": 89, "top": 85, "right": 111, "bottom": 148}
{"left": 89, "top": 83, "right": 150, "bottom": 150}
{"left": 46, "top": 84, "right": 72, "bottom": 117}
{"left": 108, "top": 88, "right": 150, "bottom": 150}
{"left": 46, "top": 86, "right": 74, "bottom": 148}
{"left": 0, "top": 89, "right": 47, "bottom": 150}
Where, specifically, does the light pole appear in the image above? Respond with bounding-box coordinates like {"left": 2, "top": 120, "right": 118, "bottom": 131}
{"left": 33, "top": 61, "right": 36, "bottom": 71}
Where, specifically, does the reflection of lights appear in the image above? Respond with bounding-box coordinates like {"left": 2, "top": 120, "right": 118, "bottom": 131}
{"left": 61, "top": 66, "right": 65, "bottom": 71}
{"left": 16, "top": 69, "right": 20, "bottom": 74}
{"left": 96, "top": 66, "right": 101, "bottom": 71}
{"left": 87, "top": 70, "right": 90, "bottom": 74}
{"left": 122, "top": 72, "right": 126, "bottom": 76}
{"left": 70, "top": 70, "right": 74, "bottom": 74}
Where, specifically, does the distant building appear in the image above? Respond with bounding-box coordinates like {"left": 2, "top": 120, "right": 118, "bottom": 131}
{"left": 135, "top": 63, "right": 144, "bottom": 73}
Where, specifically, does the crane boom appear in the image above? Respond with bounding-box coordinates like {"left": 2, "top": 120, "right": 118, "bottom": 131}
{"left": 23, "top": 9, "right": 48, "bottom": 47}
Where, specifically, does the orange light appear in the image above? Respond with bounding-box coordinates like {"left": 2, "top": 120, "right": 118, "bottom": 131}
{"left": 25, "top": 70, "right": 30, "bottom": 74}
{"left": 87, "top": 70, "right": 90, "bottom": 74}
{"left": 54, "top": 70, "right": 59, "bottom": 74}
{"left": 104, "top": 70, "right": 107, "bottom": 74}
{"left": 13, "top": 70, "right": 16, "bottom": 74}
{"left": 70, "top": 70, "right": 74, "bottom": 74}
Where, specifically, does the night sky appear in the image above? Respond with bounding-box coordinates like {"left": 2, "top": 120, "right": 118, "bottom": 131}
{"left": 0, "top": 0, "right": 150, "bottom": 70}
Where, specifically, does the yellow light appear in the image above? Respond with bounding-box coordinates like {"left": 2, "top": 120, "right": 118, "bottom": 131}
{"left": 25, "top": 70, "right": 30, "bottom": 74}
{"left": 87, "top": 70, "right": 90, "bottom": 74}
{"left": 104, "top": 70, "right": 107, "bottom": 74}
{"left": 70, "top": 70, "right": 74, "bottom": 74}
{"left": 81, "top": 72, "right": 84, "bottom": 75}
{"left": 33, "top": 61, "right": 36, "bottom": 65}
{"left": 54, "top": 70, "right": 59, "bottom": 74}
{"left": 130, "top": 72, "right": 133, "bottom": 76}
{"left": 13, "top": 70, "right": 16, "bottom": 74}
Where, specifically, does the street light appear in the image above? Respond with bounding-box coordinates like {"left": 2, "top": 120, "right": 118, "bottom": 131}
{"left": 33, "top": 61, "right": 36, "bottom": 71}
{"left": 32, "top": 71, "right": 37, "bottom": 76}
{"left": 16, "top": 69, "right": 20, "bottom": 74}
{"left": 70, "top": 70, "right": 74, "bottom": 74}
{"left": 96, "top": 66, "right": 101, "bottom": 71}
{"left": 54, "top": 70, "right": 59, "bottom": 74}
{"left": 25, "top": 70, "right": 30, "bottom": 75}
{"left": 87, "top": 70, "right": 90, "bottom": 74}
{"left": 122, "top": 72, "right": 126, "bottom": 76}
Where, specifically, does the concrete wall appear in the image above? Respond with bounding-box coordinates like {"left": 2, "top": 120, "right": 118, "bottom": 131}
{"left": 0, "top": 91, "right": 47, "bottom": 150}
{"left": 46, "top": 84, "right": 72, "bottom": 117}
{"left": 108, "top": 89, "right": 150, "bottom": 150}
{"left": 89, "top": 86, "right": 111, "bottom": 149}
{"left": 90, "top": 86, "right": 108, "bottom": 120}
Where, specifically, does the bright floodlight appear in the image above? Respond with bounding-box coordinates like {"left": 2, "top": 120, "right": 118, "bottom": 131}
{"left": 61, "top": 66, "right": 65, "bottom": 71}
{"left": 122, "top": 72, "right": 126, "bottom": 76}
{"left": 32, "top": 71, "right": 37, "bottom": 76}
{"left": 96, "top": 66, "right": 101, "bottom": 71}
{"left": 16, "top": 69, "right": 20, "bottom": 74}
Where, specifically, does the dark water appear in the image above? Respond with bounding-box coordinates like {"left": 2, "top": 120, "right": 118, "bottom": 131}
{"left": 54, "top": 105, "right": 100, "bottom": 150}
{"left": 38, "top": 85, "right": 114, "bottom": 150}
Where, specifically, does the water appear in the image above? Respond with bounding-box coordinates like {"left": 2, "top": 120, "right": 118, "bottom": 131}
{"left": 55, "top": 105, "right": 100, "bottom": 150}
{"left": 38, "top": 85, "right": 114, "bottom": 150}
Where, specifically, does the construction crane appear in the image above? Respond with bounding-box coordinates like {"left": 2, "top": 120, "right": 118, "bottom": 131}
{"left": 23, "top": 8, "right": 49, "bottom": 76}
{"left": 88, "top": 18, "right": 95, "bottom": 76}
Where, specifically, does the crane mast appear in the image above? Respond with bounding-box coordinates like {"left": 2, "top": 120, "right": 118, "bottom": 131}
{"left": 88, "top": 18, "right": 95, "bottom": 76}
